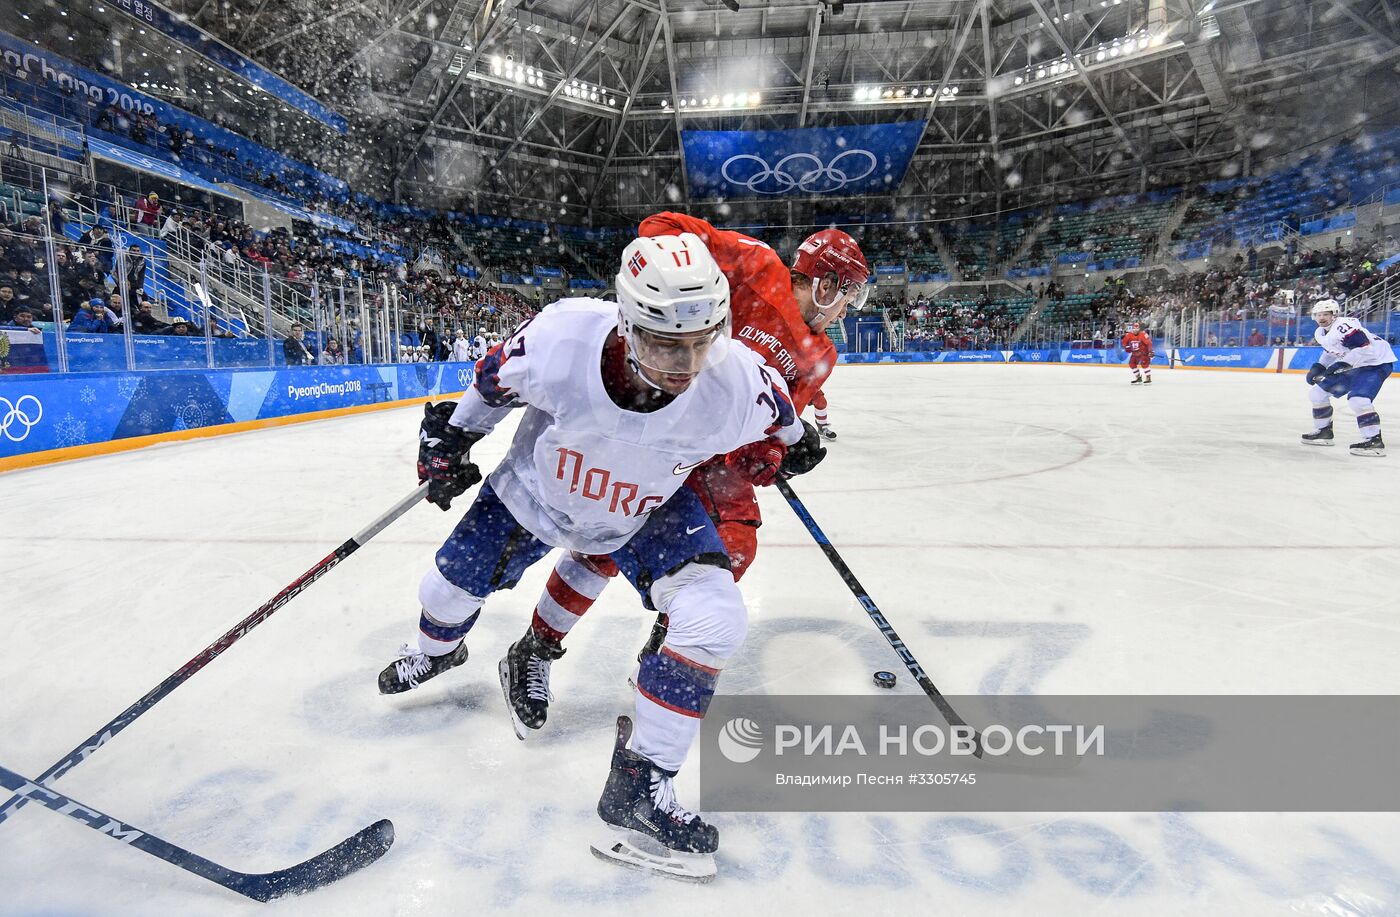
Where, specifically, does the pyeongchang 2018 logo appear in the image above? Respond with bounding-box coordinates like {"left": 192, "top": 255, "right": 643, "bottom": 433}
{"left": 721, "top": 151, "right": 878, "bottom": 195}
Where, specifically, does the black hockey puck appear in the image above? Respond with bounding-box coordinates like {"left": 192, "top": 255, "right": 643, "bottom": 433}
{"left": 873, "top": 671, "right": 897, "bottom": 689}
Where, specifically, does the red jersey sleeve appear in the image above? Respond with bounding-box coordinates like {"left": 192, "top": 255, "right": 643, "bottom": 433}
{"left": 639, "top": 211, "right": 835, "bottom": 414}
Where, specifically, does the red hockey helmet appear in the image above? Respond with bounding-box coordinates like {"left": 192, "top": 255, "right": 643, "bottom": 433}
{"left": 792, "top": 228, "right": 871, "bottom": 312}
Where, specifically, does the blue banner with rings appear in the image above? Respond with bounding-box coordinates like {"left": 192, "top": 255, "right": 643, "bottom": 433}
{"left": 682, "top": 121, "right": 926, "bottom": 199}
{"left": 0, "top": 362, "right": 473, "bottom": 462}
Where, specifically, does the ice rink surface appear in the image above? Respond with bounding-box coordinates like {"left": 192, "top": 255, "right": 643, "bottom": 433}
{"left": 3, "top": 363, "right": 1399, "bottom": 916}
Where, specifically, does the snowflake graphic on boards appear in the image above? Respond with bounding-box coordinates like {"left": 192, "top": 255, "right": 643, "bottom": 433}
{"left": 176, "top": 400, "right": 209, "bottom": 430}
{"left": 116, "top": 377, "right": 141, "bottom": 399}
{"left": 79, "top": 386, "right": 97, "bottom": 405}
{"left": 54, "top": 414, "right": 88, "bottom": 448}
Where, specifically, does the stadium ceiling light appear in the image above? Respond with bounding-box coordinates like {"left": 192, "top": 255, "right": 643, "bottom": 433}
{"left": 1036, "top": 68, "right": 1046, "bottom": 78}
{"left": 749, "top": 92, "right": 761, "bottom": 105}
{"left": 853, "top": 87, "right": 867, "bottom": 100}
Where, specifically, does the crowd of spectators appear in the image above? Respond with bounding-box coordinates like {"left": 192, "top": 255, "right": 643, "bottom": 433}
{"left": 1047, "top": 234, "right": 1400, "bottom": 344}
{"left": 873, "top": 290, "right": 1018, "bottom": 349}
{"left": 0, "top": 187, "right": 542, "bottom": 349}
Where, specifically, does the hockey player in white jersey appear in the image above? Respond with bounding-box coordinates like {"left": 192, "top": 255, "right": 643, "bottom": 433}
{"left": 472, "top": 327, "right": 488, "bottom": 361}
{"left": 377, "top": 233, "right": 812, "bottom": 881}
{"left": 450, "top": 329, "right": 473, "bottom": 362}
{"left": 1301, "top": 298, "right": 1395, "bottom": 456}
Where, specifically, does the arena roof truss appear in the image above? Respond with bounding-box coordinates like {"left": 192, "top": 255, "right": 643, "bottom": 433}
{"left": 170, "top": 0, "right": 1400, "bottom": 220}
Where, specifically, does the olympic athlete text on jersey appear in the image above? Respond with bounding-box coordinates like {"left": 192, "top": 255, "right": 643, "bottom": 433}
{"left": 1301, "top": 298, "right": 1395, "bottom": 455}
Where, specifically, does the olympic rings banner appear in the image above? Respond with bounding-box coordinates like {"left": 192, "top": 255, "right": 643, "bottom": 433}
{"left": 0, "top": 362, "right": 473, "bottom": 462}
{"left": 682, "top": 121, "right": 926, "bottom": 199}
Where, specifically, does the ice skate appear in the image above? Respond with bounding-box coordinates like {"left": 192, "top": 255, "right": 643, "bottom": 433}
{"left": 817, "top": 423, "right": 837, "bottom": 441}
{"left": 1301, "top": 424, "right": 1334, "bottom": 447}
{"left": 377, "top": 640, "right": 469, "bottom": 694}
{"left": 590, "top": 716, "right": 718, "bottom": 883}
{"left": 498, "top": 628, "right": 566, "bottom": 738}
{"left": 1350, "top": 434, "right": 1385, "bottom": 457}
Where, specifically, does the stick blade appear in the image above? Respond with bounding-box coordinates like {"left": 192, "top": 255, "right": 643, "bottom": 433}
{"left": 235, "top": 819, "right": 395, "bottom": 902}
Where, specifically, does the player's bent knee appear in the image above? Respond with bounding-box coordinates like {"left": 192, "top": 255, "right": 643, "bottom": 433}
{"left": 419, "top": 563, "right": 487, "bottom": 624}
{"left": 650, "top": 562, "right": 748, "bottom": 664}
{"left": 1348, "top": 395, "right": 1376, "bottom": 414}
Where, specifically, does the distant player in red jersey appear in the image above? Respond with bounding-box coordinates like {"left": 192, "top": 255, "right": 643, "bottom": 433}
{"left": 1122, "top": 322, "right": 1154, "bottom": 384}
{"left": 496, "top": 213, "right": 870, "bottom": 736}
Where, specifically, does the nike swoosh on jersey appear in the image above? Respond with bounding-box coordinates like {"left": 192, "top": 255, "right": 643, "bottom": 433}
{"left": 685, "top": 525, "right": 705, "bottom": 535}
{"left": 673, "top": 459, "right": 706, "bottom": 475}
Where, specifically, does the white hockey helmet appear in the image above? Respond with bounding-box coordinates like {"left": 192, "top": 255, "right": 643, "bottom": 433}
{"left": 615, "top": 232, "right": 731, "bottom": 375}
{"left": 478, "top": 326, "right": 486, "bottom": 335}
{"left": 1311, "top": 298, "right": 1340, "bottom": 319}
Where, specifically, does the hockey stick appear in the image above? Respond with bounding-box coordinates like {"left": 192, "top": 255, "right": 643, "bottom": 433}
{"left": 773, "top": 478, "right": 977, "bottom": 738}
{"left": 0, "top": 482, "right": 430, "bottom": 827}
{"left": 0, "top": 763, "right": 393, "bottom": 902}
{"left": 774, "top": 478, "right": 1078, "bottom": 771}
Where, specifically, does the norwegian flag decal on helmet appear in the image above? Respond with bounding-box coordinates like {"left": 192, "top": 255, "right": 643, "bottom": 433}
{"left": 628, "top": 252, "right": 648, "bottom": 277}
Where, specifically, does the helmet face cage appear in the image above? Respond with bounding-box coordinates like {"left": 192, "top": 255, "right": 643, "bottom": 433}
{"left": 626, "top": 322, "right": 728, "bottom": 377}
{"left": 812, "top": 271, "right": 871, "bottom": 313}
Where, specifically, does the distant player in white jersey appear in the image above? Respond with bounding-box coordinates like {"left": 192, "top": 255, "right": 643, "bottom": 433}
{"left": 1301, "top": 298, "right": 1395, "bottom": 456}
{"left": 450, "top": 329, "right": 473, "bottom": 362}
{"left": 471, "top": 327, "right": 488, "bottom": 361}
{"left": 376, "top": 233, "right": 812, "bottom": 881}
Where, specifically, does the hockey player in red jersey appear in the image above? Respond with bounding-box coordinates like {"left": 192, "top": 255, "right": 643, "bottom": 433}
{"left": 811, "top": 387, "right": 836, "bottom": 439}
{"left": 498, "top": 213, "right": 870, "bottom": 739}
{"left": 1122, "top": 322, "right": 1154, "bottom": 384}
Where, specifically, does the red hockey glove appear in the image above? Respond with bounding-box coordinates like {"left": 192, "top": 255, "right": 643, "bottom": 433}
{"left": 726, "top": 437, "right": 788, "bottom": 487}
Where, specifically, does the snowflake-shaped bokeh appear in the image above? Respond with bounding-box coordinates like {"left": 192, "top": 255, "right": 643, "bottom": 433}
{"left": 79, "top": 386, "right": 96, "bottom": 405}
{"left": 116, "top": 377, "right": 141, "bottom": 400}
{"left": 138, "top": 410, "right": 154, "bottom": 428}
{"left": 55, "top": 414, "right": 88, "bottom": 448}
